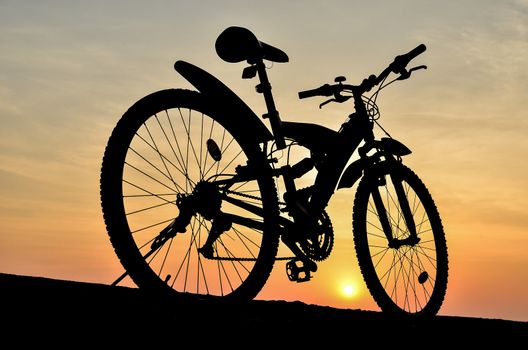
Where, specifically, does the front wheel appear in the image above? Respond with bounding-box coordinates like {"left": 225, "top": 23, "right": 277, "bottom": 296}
{"left": 353, "top": 162, "right": 448, "bottom": 317}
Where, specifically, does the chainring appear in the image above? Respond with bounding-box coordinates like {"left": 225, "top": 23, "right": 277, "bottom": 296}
{"left": 298, "top": 210, "right": 334, "bottom": 261}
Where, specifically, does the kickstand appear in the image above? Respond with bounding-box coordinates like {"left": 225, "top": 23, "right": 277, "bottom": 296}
{"left": 111, "top": 270, "right": 128, "bottom": 286}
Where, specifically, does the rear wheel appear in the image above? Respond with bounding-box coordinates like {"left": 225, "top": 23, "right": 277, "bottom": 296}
{"left": 100, "top": 89, "right": 280, "bottom": 300}
{"left": 353, "top": 162, "right": 448, "bottom": 317}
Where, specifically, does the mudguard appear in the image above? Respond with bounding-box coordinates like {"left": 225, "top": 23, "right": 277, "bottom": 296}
{"left": 337, "top": 158, "right": 364, "bottom": 189}
{"left": 337, "top": 138, "right": 412, "bottom": 189}
{"left": 174, "top": 60, "right": 273, "bottom": 144}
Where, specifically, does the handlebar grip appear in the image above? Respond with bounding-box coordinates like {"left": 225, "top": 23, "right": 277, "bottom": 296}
{"left": 298, "top": 84, "right": 333, "bottom": 99}
{"left": 406, "top": 44, "right": 427, "bottom": 61}
{"left": 392, "top": 44, "right": 427, "bottom": 73}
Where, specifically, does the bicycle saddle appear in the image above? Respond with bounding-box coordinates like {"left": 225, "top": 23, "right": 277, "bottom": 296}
{"left": 215, "top": 26, "right": 289, "bottom": 63}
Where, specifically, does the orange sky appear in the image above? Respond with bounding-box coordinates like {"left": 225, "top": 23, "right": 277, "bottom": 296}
{"left": 1, "top": 1, "right": 527, "bottom": 322}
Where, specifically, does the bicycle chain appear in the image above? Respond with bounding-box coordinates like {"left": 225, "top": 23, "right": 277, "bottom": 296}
{"left": 205, "top": 188, "right": 292, "bottom": 261}
{"left": 208, "top": 186, "right": 331, "bottom": 262}
{"left": 224, "top": 187, "right": 288, "bottom": 206}
{"left": 202, "top": 186, "right": 332, "bottom": 261}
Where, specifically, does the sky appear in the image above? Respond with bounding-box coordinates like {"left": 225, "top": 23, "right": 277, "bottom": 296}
{"left": 1, "top": 0, "right": 528, "bottom": 322}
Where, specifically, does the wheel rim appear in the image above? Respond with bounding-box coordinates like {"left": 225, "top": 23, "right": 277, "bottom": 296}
{"left": 117, "top": 106, "right": 271, "bottom": 297}
{"left": 363, "top": 173, "right": 442, "bottom": 314}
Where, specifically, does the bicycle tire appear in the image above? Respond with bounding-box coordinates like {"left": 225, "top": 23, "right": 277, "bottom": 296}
{"left": 353, "top": 162, "right": 448, "bottom": 317}
{"left": 100, "top": 89, "right": 280, "bottom": 300}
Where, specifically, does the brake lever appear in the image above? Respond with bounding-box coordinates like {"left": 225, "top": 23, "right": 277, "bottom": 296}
{"left": 319, "top": 94, "right": 351, "bottom": 109}
{"left": 410, "top": 64, "right": 428, "bottom": 72}
{"left": 319, "top": 98, "right": 335, "bottom": 109}
{"left": 397, "top": 65, "right": 428, "bottom": 81}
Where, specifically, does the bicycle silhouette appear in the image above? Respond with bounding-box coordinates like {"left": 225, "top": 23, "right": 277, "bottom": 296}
{"left": 101, "top": 26, "right": 448, "bottom": 317}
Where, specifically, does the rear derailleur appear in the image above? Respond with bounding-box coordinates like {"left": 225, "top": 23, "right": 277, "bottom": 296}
{"left": 152, "top": 181, "right": 230, "bottom": 257}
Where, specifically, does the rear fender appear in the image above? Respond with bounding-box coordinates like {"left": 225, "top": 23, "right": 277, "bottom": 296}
{"left": 174, "top": 60, "right": 273, "bottom": 144}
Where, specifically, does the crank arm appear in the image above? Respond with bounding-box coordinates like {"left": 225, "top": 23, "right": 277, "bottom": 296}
{"left": 280, "top": 235, "right": 317, "bottom": 272}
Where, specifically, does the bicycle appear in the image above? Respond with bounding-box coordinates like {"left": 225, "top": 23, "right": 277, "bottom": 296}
{"left": 100, "top": 26, "right": 448, "bottom": 317}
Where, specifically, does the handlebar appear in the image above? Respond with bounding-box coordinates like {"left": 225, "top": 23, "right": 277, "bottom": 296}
{"left": 298, "top": 84, "right": 333, "bottom": 99}
{"left": 391, "top": 44, "right": 426, "bottom": 74}
{"left": 298, "top": 44, "right": 426, "bottom": 100}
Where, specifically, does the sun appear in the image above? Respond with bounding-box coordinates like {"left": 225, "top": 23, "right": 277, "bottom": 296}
{"left": 341, "top": 284, "right": 357, "bottom": 298}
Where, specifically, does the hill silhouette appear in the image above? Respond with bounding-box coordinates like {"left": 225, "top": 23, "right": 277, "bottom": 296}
{"left": 2, "top": 272, "right": 526, "bottom": 347}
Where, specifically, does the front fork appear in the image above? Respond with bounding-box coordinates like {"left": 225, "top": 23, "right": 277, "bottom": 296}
{"left": 370, "top": 162, "right": 419, "bottom": 249}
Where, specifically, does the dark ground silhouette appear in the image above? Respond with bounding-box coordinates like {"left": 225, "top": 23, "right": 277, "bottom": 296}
{"left": 1, "top": 272, "right": 526, "bottom": 347}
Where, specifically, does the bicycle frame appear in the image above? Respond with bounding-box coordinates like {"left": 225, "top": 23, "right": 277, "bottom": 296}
{"left": 183, "top": 57, "right": 417, "bottom": 255}
{"left": 252, "top": 58, "right": 414, "bottom": 224}
{"left": 173, "top": 43, "right": 421, "bottom": 270}
{"left": 111, "top": 57, "right": 421, "bottom": 286}
{"left": 104, "top": 26, "right": 448, "bottom": 316}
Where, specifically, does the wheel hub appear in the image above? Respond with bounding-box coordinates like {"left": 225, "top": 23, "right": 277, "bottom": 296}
{"left": 192, "top": 181, "right": 222, "bottom": 219}
{"left": 388, "top": 235, "right": 421, "bottom": 249}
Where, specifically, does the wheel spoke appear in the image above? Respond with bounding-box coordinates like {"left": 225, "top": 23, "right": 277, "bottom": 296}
{"left": 101, "top": 91, "right": 280, "bottom": 299}
{"left": 356, "top": 164, "right": 447, "bottom": 316}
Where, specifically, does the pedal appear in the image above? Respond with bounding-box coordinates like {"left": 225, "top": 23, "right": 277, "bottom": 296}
{"left": 286, "top": 259, "right": 317, "bottom": 283}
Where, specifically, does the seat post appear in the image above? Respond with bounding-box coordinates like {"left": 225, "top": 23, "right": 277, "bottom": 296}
{"left": 254, "top": 60, "right": 286, "bottom": 149}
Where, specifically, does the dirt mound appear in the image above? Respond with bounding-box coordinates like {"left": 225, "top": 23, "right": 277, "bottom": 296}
{"left": 2, "top": 273, "right": 526, "bottom": 347}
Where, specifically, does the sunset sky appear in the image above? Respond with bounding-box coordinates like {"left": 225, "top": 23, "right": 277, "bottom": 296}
{"left": 1, "top": 0, "right": 527, "bottom": 322}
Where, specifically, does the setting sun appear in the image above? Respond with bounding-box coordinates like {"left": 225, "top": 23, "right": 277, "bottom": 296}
{"left": 341, "top": 284, "right": 357, "bottom": 298}
{"left": 2, "top": 0, "right": 528, "bottom": 323}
